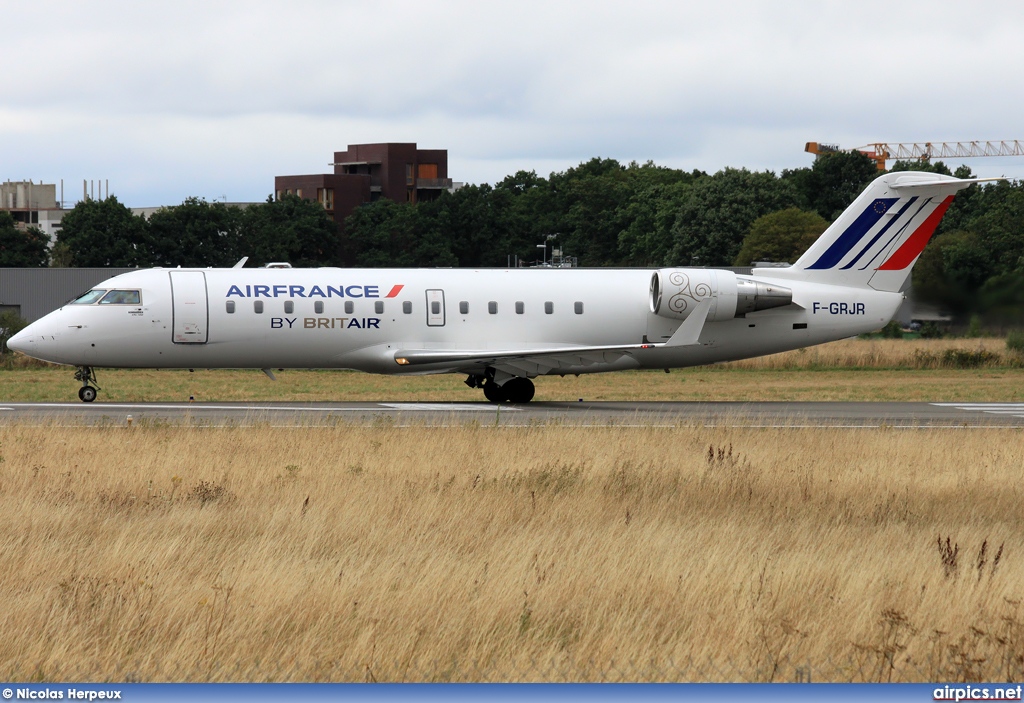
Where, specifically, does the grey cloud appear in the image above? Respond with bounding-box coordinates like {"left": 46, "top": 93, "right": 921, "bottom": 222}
{"left": 3, "top": 0, "right": 1023, "bottom": 206}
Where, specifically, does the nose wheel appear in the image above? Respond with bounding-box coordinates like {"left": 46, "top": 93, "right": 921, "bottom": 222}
{"left": 74, "top": 366, "right": 100, "bottom": 403}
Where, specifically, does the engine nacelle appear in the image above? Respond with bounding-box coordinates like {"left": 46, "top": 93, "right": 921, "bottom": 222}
{"left": 649, "top": 269, "right": 792, "bottom": 321}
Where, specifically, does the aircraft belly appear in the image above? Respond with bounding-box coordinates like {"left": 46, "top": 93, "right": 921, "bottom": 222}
{"left": 150, "top": 339, "right": 356, "bottom": 369}
{"left": 534, "top": 355, "right": 641, "bottom": 376}
{"left": 426, "top": 353, "right": 642, "bottom": 378}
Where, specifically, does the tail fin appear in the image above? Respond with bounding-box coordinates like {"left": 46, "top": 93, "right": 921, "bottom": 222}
{"left": 761, "top": 172, "right": 996, "bottom": 292}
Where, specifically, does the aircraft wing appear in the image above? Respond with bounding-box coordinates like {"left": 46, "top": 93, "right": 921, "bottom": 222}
{"left": 393, "top": 298, "right": 711, "bottom": 375}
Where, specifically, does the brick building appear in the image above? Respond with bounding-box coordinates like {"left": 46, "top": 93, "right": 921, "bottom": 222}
{"left": 275, "top": 143, "right": 452, "bottom": 225}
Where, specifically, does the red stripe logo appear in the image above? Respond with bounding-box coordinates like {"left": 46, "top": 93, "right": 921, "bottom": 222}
{"left": 385, "top": 285, "right": 405, "bottom": 298}
{"left": 877, "top": 195, "right": 955, "bottom": 271}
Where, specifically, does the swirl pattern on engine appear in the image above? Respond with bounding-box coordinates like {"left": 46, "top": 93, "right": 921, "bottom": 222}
{"left": 666, "top": 272, "right": 712, "bottom": 315}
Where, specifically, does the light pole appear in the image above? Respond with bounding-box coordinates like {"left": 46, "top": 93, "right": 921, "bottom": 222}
{"left": 537, "top": 233, "right": 559, "bottom": 266}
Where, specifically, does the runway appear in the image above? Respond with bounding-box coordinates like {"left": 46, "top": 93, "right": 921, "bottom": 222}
{"left": 1, "top": 400, "right": 1023, "bottom": 427}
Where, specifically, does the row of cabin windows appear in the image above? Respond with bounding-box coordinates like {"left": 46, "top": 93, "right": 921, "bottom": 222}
{"left": 472, "top": 301, "right": 582, "bottom": 315}
{"left": 228, "top": 300, "right": 584, "bottom": 315}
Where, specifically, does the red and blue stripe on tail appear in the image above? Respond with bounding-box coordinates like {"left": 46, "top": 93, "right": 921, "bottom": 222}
{"left": 783, "top": 173, "right": 980, "bottom": 292}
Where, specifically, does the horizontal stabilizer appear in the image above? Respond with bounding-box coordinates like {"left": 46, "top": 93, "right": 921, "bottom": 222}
{"left": 890, "top": 176, "right": 1005, "bottom": 190}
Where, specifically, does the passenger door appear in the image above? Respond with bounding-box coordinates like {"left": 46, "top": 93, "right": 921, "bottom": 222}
{"left": 169, "top": 271, "right": 209, "bottom": 343}
{"left": 425, "top": 289, "right": 445, "bottom": 327}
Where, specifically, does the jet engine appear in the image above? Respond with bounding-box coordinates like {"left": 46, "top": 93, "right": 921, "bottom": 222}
{"left": 649, "top": 269, "right": 792, "bottom": 321}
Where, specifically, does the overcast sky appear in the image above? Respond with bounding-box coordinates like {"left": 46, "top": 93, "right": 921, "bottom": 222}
{"left": 4, "top": 1, "right": 1023, "bottom": 207}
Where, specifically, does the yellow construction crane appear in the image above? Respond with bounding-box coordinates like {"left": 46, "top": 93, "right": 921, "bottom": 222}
{"left": 805, "top": 140, "right": 1024, "bottom": 170}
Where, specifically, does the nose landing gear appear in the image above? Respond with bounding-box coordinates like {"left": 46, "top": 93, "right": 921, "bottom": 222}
{"left": 75, "top": 366, "right": 100, "bottom": 403}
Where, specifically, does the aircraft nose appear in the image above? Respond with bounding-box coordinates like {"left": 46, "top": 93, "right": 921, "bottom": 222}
{"left": 6, "top": 327, "right": 34, "bottom": 354}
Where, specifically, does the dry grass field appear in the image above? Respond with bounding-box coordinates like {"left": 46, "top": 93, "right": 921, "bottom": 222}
{"left": 2, "top": 337, "right": 1023, "bottom": 403}
{"left": 2, "top": 422, "right": 1023, "bottom": 682}
{"left": 723, "top": 336, "right": 1011, "bottom": 369}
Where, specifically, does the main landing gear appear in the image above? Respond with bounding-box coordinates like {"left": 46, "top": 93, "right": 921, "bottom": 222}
{"left": 75, "top": 366, "right": 100, "bottom": 403}
{"left": 466, "top": 373, "right": 536, "bottom": 404}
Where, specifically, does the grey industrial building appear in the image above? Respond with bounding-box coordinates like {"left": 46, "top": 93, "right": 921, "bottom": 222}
{"left": 1, "top": 181, "right": 66, "bottom": 241}
{"left": 0, "top": 268, "right": 135, "bottom": 322}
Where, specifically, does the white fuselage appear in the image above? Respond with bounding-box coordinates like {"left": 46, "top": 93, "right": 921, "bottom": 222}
{"left": 13, "top": 267, "right": 902, "bottom": 378}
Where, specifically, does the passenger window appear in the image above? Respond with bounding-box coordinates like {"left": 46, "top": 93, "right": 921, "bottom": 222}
{"left": 544, "top": 301, "right": 553, "bottom": 314}
{"left": 226, "top": 301, "right": 235, "bottom": 314}
{"left": 488, "top": 301, "right": 497, "bottom": 314}
{"left": 459, "top": 301, "right": 469, "bottom": 315}
{"left": 99, "top": 289, "right": 141, "bottom": 305}
{"left": 374, "top": 301, "right": 384, "bottom": 314}
{"left": 284, "top": 300, "right": 294, "bottom": 314}
{"left": 345, "top": 301, "right": 354, "bottom": 314}
{"left": 574, "top": 301, "right": 584, "bottom": 314}
{"left": 314, "top": 301, "right": 324, "bottom": 314}
{"left": 403, "top": 301, "right": 412, "bottom": 314}
{"left": 254, "top": 300, "right": 264, "bottom": 314}
{"left": 515, "top": 301, "right": 524, "bottom": 314}
{"left": 431, "top": 301, "right": 441, "bottom": 315}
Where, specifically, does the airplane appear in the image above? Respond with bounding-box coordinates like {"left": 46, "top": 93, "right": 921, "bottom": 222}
{"left": 7, "top": 171, "right": 997, "bottom": 404}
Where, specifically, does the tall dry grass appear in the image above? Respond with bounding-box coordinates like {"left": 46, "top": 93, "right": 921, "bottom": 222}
{"left": 722, "top": 337, "right": 1012, "bottom": 370}
{"left": 1, "top": 423, "right": 1023, "bottom": 682}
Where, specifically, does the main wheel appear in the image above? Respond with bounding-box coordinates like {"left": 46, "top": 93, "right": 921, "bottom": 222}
{"left": 79, "top": 386, "right": 97, "bottom": 403}
{"left": 482, "top": 381, "right": 508, "bottom": 403}
{"left": 503, "top": 377, "right": 535, "bottom": 404}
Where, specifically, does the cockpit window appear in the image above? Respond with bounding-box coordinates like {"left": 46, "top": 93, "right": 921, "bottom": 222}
{"left": 99, "top": 290, "right": 142, "bottom": 305}
{"left": 71, "top": 290, "right": 108, "bottom": 305}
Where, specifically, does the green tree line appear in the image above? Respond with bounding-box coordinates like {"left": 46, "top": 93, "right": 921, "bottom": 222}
{"left": 46, "top": 195, "right": 340, "bottom": 269}
{"left": 0, "top": 211, "right": 49, "bottom": 267}
{"left": 11, "top": 151, "right": 1023, "bottom": 322}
